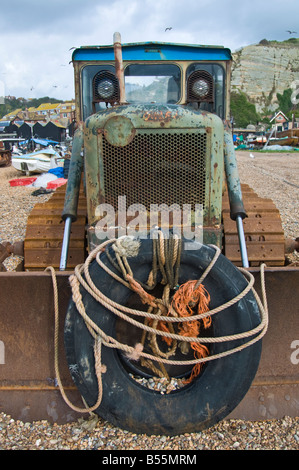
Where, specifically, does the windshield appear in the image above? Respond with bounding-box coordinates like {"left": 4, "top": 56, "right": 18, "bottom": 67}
{"left": 124, "top": 64, "right": 181, "bottom": 104}
{"left": 81, "top": 63, "right": 181, "bottom": 120}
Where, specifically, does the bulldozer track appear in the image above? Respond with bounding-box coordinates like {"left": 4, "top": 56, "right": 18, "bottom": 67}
{"left": 223, "top": 184, "right": 285, "bottom": 266}
{"left": 24, "top": 185, "right": 87, "bottom": 271}
{"left": 24, "top": 183, "right": 285, "bottom": 270}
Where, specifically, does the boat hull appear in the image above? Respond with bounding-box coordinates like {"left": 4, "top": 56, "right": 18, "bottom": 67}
{"left": 11, "top": 148, "right": 62, "bottom": 174}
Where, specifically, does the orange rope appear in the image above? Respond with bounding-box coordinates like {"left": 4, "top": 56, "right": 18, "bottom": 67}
{"left": 127, "top": 271, "right": 212, "bottom": 383}
{"left": 126, "top": 274, "right": 157, "bottom": 308}
{"left": 170, "top": 281, "right": 211, "bottom": 383}
{"left": 172, "top": 281, "right": 211, "bottom": 328}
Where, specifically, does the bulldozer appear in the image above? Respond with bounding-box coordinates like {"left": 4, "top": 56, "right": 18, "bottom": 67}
{"left": 0, "top": 33, "right": 298, "bottom": 435}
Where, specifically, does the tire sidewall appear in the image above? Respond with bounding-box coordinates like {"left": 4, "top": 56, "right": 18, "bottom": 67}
{"left": 64, "top": 239, "right": 262, "bottom": 435}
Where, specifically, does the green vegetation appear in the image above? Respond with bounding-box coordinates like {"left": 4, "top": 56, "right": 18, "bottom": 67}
{"left": 258, "top": 38, "right": 299, "bottom": 47}
{"left": 230, "top": 91, "right": 260, "bottom": 128}
{"left": 277, "top": 88, "right": 299, "bottom": 119}
{"left": 231, "top": 86, "right": 298, "bottom": 128}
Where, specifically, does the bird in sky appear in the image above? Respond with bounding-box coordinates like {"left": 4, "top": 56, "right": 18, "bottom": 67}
{"left": 165, "top": 27, "right": 172, "bottom": 32}
{"left": 286, "top": 30, "right": 297, "bottom": 34}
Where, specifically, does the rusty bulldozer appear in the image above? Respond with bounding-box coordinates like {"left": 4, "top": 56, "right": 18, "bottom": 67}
{"left": 0, "top": 33, "right": 298, "bottom": 435}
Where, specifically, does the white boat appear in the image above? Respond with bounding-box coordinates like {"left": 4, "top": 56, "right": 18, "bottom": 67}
{"left": 11, "top": 147, "right": 64, "bottom": 175}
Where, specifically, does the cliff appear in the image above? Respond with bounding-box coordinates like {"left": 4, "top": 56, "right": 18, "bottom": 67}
{"left": 231, "top": 40, "right": 299, "bottom": 112}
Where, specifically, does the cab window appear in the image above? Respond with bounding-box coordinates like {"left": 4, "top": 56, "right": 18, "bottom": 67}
{"left": 124, "top": 64, "right": 181, "bottom": 104}
{"left": 186, "top": 63, "right": 225, "bottom": 119}
{"left": 81, "top": 65, "right": 116, "bottom": 120}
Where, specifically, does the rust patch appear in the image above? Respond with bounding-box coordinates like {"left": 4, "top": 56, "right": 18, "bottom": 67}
{"left": 143, "top": 109, "right": 178, "bottom": 123}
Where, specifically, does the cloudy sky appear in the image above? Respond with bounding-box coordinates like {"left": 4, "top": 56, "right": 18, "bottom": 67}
{"left": 0, "top": 0, "right": 298, "bottom": 101}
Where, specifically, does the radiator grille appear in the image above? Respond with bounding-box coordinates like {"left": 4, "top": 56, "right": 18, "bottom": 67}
{"left": 101, "top": 131, "right": 207, "bottom": 210}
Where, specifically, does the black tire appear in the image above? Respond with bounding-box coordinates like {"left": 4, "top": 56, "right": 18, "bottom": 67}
{"left": 64, "top": 239, "right": 262, "bottom": 436}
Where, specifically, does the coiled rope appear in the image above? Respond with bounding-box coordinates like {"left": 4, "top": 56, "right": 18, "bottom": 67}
{"left": 47, "top": 233, "right": 268, "bottom": 413}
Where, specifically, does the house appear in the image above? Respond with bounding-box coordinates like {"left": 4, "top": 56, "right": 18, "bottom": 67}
{"left": 57, "top": 101, "right": 75, "bottom": 122}
{"left": 35, "top": 102, "right": 62, "bottom": 120}
{"left": 1, "top": 109, "right": 24, "bottom": 122}
{"left": 269, "top": 110, "right": 288, "bottom": 132}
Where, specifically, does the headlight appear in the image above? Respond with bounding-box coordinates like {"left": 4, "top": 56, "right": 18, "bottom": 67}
{"left": 97, "top": 79, "right": 115, "bottom": 99}
{"left": 187, "top": 70, "right": 214, "bottom": 103}
{"left": 93, "top": 70, "right": 119, "bottom": 104}
{"left": 191, "top": 79, "right": 209, "bottom": 98}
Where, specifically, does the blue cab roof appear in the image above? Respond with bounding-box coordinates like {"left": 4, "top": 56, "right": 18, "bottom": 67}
{"left": 72, "top": 41, "right": 232, "bottom": 62}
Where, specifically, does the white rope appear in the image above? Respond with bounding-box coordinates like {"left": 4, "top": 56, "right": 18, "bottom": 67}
{"left": 69, "top": 238, "right": 269, "bottom": 362}
{"left": 47, "top": 237, "right": 269, "bottom": 412}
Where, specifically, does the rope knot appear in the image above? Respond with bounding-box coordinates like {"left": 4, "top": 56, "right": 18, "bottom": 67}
{"left": 126, "top": 342, "right": 144, "bottom": 361}
{"left": 113, "top": 236, "right": 141, "bottom": 258}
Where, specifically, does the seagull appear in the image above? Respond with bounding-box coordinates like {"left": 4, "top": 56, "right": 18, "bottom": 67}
{"left": 286, "top": 30, "right": 297, "bottom": 34}
{"left": 165, "top": 27, "right": 172, "bottom": 32}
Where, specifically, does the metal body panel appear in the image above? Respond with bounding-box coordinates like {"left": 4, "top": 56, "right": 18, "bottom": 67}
{"left": 0, "top": 267, "right": 298, "bottom": 423}
{"left": 84, "top": 104, "right": 224, "bottom": 236}
{"left": 72, "top": 42, "right": 232, "bottom": 63}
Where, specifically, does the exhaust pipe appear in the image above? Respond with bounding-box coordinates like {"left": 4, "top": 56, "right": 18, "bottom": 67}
{"left": 113, "top": 32, "right": 126, "bottom": 104}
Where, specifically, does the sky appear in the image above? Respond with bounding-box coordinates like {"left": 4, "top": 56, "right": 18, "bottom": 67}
{"left": 0, "top": 0, "right": 298, "bottom": 102}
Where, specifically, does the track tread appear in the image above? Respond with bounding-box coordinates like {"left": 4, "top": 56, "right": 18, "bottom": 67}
{"left": 222, "top": 184, "right": 285, "bottom": 266}
{"left": 24, "top": 185, "right": 87, "bottom": 270}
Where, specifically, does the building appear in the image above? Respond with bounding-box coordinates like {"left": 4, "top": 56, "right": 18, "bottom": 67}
{"left": 34, "top": 103, "right": 61, "bottom": 120}
{"left": 269, "top": 110, "right": 288, "bottom": 132}
{"left": 0, "top": 100, "right": 76, "bottom": 141}
{"left": 57, "top": 101, "right": 75, "bottom": 121}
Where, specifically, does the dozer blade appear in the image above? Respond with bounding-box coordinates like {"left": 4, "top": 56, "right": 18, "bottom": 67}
{"left": 0, "top": 266, "right": 298, "bottom": 424}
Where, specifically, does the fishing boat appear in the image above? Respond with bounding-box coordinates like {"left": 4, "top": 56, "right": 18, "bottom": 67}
{"left": 269, "top": 136, "right": 299, "bottom": 147}
{"left": 11, "top": 147, "right": 63, "bottom": 175}
{"left": 266, "top": 128, "right": 299, "bottom": 147}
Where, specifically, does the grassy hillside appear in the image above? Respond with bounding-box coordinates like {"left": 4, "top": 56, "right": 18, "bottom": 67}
{"left": 258, "top": 37, "right": 299, "bottom": 47}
